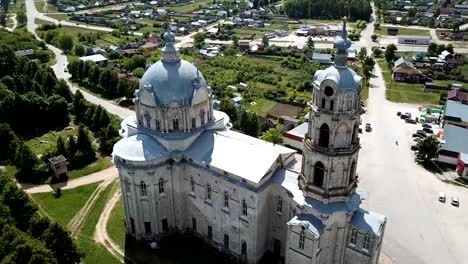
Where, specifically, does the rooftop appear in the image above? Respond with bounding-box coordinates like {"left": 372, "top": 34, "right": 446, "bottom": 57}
{"left": 441, "top": 124, "right": 468, "bottom": 154}
{"left": 288, "top": 214, "right": 325, "bottom": 238}
{"left": 350, "top": 208, "right": 387, "bottom": 235}
{"left": 48, "top": 155, "right": 67, "bottom": 164}
{"left": 79, "top": 54, "right": 108, "bottom": 62}
{"left": 444, "top": 100, "right": 468, "bottom": 123}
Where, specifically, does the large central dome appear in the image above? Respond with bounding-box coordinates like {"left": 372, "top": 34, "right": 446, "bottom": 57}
{"left": 140, "top": 60, "right": 208, "bottom": 107}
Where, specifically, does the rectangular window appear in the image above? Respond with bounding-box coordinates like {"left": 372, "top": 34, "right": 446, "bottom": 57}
{"left": 144, "top": 222, "right": 151, "bottom": 234}
{"left": 224, "top": 234, "right": 229, "bottom": 249}
{"left": 190, "top": 177, "right": 195, "bottom": 192}
{"left": 277, "top": 197, "right": 282, "bottom": 213}
{"left": 350, "top": 229, "right": 358, "bottom": 245}
{"left": 363, "top": 234, "right": 371, "bottom": 250}
{"left": 158, "top": 179, "right": 164, "bottom": 194}
{"left": 162, "top": 218, "right": 168, "bottom": 232}
{"left": 299, "top": 232, "right": 305, "bottom": 249}
{"left": 206, "top": 184, "right": 211, "bottom": 200}
{"left": 242, "top": 199, "right": 247, "bottom": 216}
{"left": 192, "top": 217, "right": 197, "bottom": 231}
{"left": 207, "top": 225, "right": 213, "bottom": 240}
{"left": 155, "top": 120, "right": 160, "bottom": 130}
{"left": 224, "top": 191, "right": 229, "bottom": 208}
{"left": 192, "top": 118, "right": 196, "bottom": 129}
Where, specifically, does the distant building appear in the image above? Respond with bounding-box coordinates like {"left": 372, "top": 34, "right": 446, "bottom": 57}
{"left": 14, "top": 49, "right": 35, "bottom": 57}
{"left": 387, "top": 27, "right": 398, "bottom": 36}
{"left": 443, "top": 100, "right": 468, "bottom": 128}
{"left": 48, "top": 155, "right": 69, "bottom": 179}
{"left": 311, "top": 52, "right": 332, "bottom": 64}
{"left": 447, "top": 89, "right": 468, "bottom": 102}
{"left": 392, "top": 57, "right": 426, "bottom": 83}
{"left": 438, "top": 124, "right": 468, "bottom": 165}
{"left": 397, "top": 35, "right": 431, "bottom": 45}
{"left": 282, "top": 122, "right": 308, "bottom": 150}
{"left": 79, "top": 54, "right": 108, "bottom": 66}
{"left": 457, "top": 153, "right": 468, "bottom": 180}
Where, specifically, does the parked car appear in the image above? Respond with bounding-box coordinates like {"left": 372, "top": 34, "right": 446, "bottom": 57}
{"left": 411, "top": 145, "right": 419, "bottom": 151}
{"left": 406, "top": 118, "right": 417, "bottom": 124}
{"left": 451, "top": 196, "right": 459, "bottom": 207}
{"left": 405, "top": 112, "right": 412, "bottom": 118}
{"left": 414, "top": 137, "right": 422, "bottom": 142}
{"left": 397, "top": 111, "right": 401, "bottom": 116}
{"left": 412, "top": 133, "right": 423, "bottom": 138}
{"left": 416, "top": 130, "right": 427, "bottom": 137}
{"left": 365, "top": 123, "right": 372, "bottom": 132}
{"left": 358, "top": 127, "right": 363, "bottom": 133}
{"left": 438, "top": 192, "right": 446, "bottom": 203}
{"left": 400, "top": 114, "right": 409, "bottom": 119}
{"left": 423, "top": 128, "right": 434, "bottom": 134}
{"left": 422, "top": 124, "right": 432, "bottom": 129}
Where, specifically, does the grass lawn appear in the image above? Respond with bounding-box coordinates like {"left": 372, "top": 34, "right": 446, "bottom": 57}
{"left": 26, "top": 126, "right": 78, "bottom": 156}
{"left": 68, "top": 157, "right": 113, "bottom": 180}
{"left": 76, "top": 180, "right": 121, "bottom": 264}
{"left": 244, "top": 98, "right": 277, "bottom": 116}
{"left": 31, "top": 182, "right": 100, "bottom": 227}
{"left": 378, "top": 60, "right": 439, "bottom": 105}
{"left": 234, "top": 28, "right": 271, "bottom": 38}
{"left": 45, "top": 13, "right": 69, "bottom": 21}
{"left": 106, "top": 196, "right": 125, "bottom": 249}
{"left": 166, "top": 0, "right": 228, "bottom": 13}
{"left": 376, "top": 26, "right": 429, "bottom": 36}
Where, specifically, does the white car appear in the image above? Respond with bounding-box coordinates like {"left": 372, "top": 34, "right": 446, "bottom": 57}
{"left": 451, "top": 196, "right": 459, "bottom": 207}
{"left": 438, "top": 192, "right": 446, "bottom": 202}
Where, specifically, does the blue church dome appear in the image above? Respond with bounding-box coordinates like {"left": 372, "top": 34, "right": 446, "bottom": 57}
{"left": 139, "top": 60, "right": 207, "bottom": 107}
{"left": 313, "top": 66, "right": 361, "bottom": 91}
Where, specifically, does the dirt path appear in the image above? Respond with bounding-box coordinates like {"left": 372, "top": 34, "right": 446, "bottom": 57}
{"left": 68, "top": 176, "right": 116, "bottom": 237}
{"left": 20, "top": 166, "right": 118, "bottom": 194}
{"left": 95, "top": 189, "right": 127, "bottom": 262}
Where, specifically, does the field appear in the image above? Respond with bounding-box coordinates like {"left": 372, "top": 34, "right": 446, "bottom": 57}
{"left": 378, "top": 60, "right": 439, "bottom": 105}
{"left": 268, "top": 102, "right": 302, "bottom": 118}
{"left": 68, "top": 157, "right": 113, "bottom": 180}
{"left": 376, "top": 26, "right": 429, "bottom": 36}
{"left": 26, "top": 125, "right": 80, "bottom": 155}
{"left": 166, "top": 0, "right": 228, "bottom": 13}
{"left": 31, "top": 182, "right": 100, "bottom": 227}
{"left": 244, "top": 98, "right": 277, "bottom": 117}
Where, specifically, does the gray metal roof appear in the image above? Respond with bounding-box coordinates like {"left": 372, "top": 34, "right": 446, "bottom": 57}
{"left": 444, "top": 100, "right": 468, "bottom": 123}
{"left": 441, "top": 124, "right": 468, "bottom": 154}
{"left": 113, "top": 133, "right": 168, "bottom": 161}
{"left": 139, "top": 60, "right": 207, "bottom": 107}
{"left": 288, "top": 214, "right": 325, "bottom": 238}
{"left": 350, "top": 208, "right": 386, "bottom": 235}
{"left": 313, "top": 66, "right": 362, "bottom": 91}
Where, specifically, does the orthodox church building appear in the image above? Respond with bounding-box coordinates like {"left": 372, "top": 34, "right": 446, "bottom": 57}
{"left": 112, "top": 19, "right": 387, "bottom": 264}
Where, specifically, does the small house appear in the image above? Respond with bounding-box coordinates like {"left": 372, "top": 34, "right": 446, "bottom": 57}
{"left": 48, "top": 155, "right": 69, "bottom": 179}
{"left": 312, "top": 52, "right": 332, "bottom": 64}
{"left": 387, "top": 27, "right": 399, "bottom": 36}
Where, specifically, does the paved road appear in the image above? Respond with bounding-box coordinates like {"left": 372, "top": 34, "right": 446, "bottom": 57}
{"left": 19, "top": 166, "right": 118, "bottom": 193}
{"left": 356, "top": 8, "right": 468, "bottom": 264}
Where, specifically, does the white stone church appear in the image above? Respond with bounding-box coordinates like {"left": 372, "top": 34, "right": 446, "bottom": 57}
{"left": 112, "top": 20, "right": 387, "bottom": 264}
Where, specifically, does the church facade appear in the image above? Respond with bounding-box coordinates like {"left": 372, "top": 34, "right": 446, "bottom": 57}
{"left": 112, "top": 20, "right": 387, "bottom": 264}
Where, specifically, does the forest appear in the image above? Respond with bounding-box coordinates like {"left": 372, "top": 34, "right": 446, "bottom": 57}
{"left": 283, "top": 0, "right": 372, "bottom": 20}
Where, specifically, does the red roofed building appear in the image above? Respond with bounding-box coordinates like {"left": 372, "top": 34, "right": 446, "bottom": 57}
{"left": 447, "top": 89, "right": 468, "bottom": 102}
{"left": 392, "top": 57, "right": 427, "bottom": 83}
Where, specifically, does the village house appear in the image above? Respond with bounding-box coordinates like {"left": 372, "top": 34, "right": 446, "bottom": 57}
{"left": 392, "top": 57, "right": 427, "bottom": 83}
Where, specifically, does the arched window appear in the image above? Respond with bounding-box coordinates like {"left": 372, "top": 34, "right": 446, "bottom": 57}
{"left": 158, "top": 178, "right": 164, "bottom": 193}
{"left": 330, "top": 100, "right": 334, "bottom": 111}
{"left": 200, "top": 110, "right": 205, "bottom": 126}
{"left": 299, "top": 231, "right": 305, "bottom": 249}
{"left": 349, "top": 160, "right": 356, "bottom": 185}
{"left": 241, "top": 240, "right": 247, "bottom": 256}
{"left": 190, "top": 176, "right": 195, "bottom": 192}
{"left": 140, "top": 181, "right": 147, "bottom": 196}
{"left": 321, "top": 98, "right": 326, "bottom": 109}
{"left": 206, "top": 184, "right": 211, "bottom": 200}
{"left": 242, "top": 199, "right": 247, "bottom": 216}
{"left": 173, "top": 118, "right": 179, "bottom": 131}
{"left": 363, "top": 234, "right": 371, "bottom": 250}
{"left": 350, "top": 228, "right": 358, "bottom": 245}
{"left": 224, "top": 191, "right": 229, "bottom": 208}
{"left": 313, "top": 161, "right": 325, "bottom": 187}
{"left": 318, "top": 123, "right": 330, "bottom": 148}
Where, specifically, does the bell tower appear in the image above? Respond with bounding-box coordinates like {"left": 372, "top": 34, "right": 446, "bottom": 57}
{"left": 299, "top": 17, "right": 363, "bottom": 203}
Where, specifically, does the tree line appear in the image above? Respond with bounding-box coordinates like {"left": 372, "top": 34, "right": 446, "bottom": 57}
{"left": 0, "top": 171, "right": 82, "bottom": 263}
{"left": 282, "top": 0, "right": 372, "bottom": 20}
{"left": 68, "top": 59, "right": 139, "bottom": 99}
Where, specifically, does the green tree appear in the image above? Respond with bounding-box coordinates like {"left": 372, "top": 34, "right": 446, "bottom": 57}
{"left": 14, "top": 143, "right": 39, "bottom": 181}
{"left": 58, "top": 34, "right": 74, "bottom": 53}
{"left": 73, "top": 44, "right": 85, "bottom": 56}
{"left": 433, "top": 7, "right": 440, "bottom": 18}
{"left": 371, "top": 34, "right": 377, "bottom": 41}
{"left": 66, "top": 135, "right": 77, "bottom": 158}
{"left": 262, "top": 35, "right": 269, "bottom": 47}
{"left": 231, "top": 35, "right": 239, "bottom": 48}
{"left": 53, "top": 79, "right": 72, "bottom": 102}
{"left": 56, "top": 136, "right": 66, "bottom": 156}
{"left": 260, "top": 125, "right": 283, "bottom": 144}
{"left": 427, "top": 42, "right": 438, "bottom": 55}
{"left": 358, "top": 47, "right": 367, "bottom": 61}
{"left": 446, "top": 44, "right": 454, "bottom": 54}
{"left": 0, "top": 123, "right": 18, "bottom": 161}
{"left": 17, "top": 11, "right": 27, "bottom": 26}
{"left": 76, "top": 125, "right": 95, "bottom": 164}
{"left": 384, "top": 44, "right": 397, "bottom": 63}
{"left": 41, "top": 222, "right": 82, "bottom": 263}
{"left": 132, "top": 67, "right": 145, "bottom": 78}
{"left": 194, "top": 33, "right": 205, "bottom": 49}
{"left": 219, "top": 97, "right": 237, "bottom": 122}
{"left": 416, "top": 135, "right": 439, "bottom": 162}
{"left": 238, "top": 110, "right": 258, "bottom": 137}
{"left": 306, "top": 36, "right": 314, "bottom": 49}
